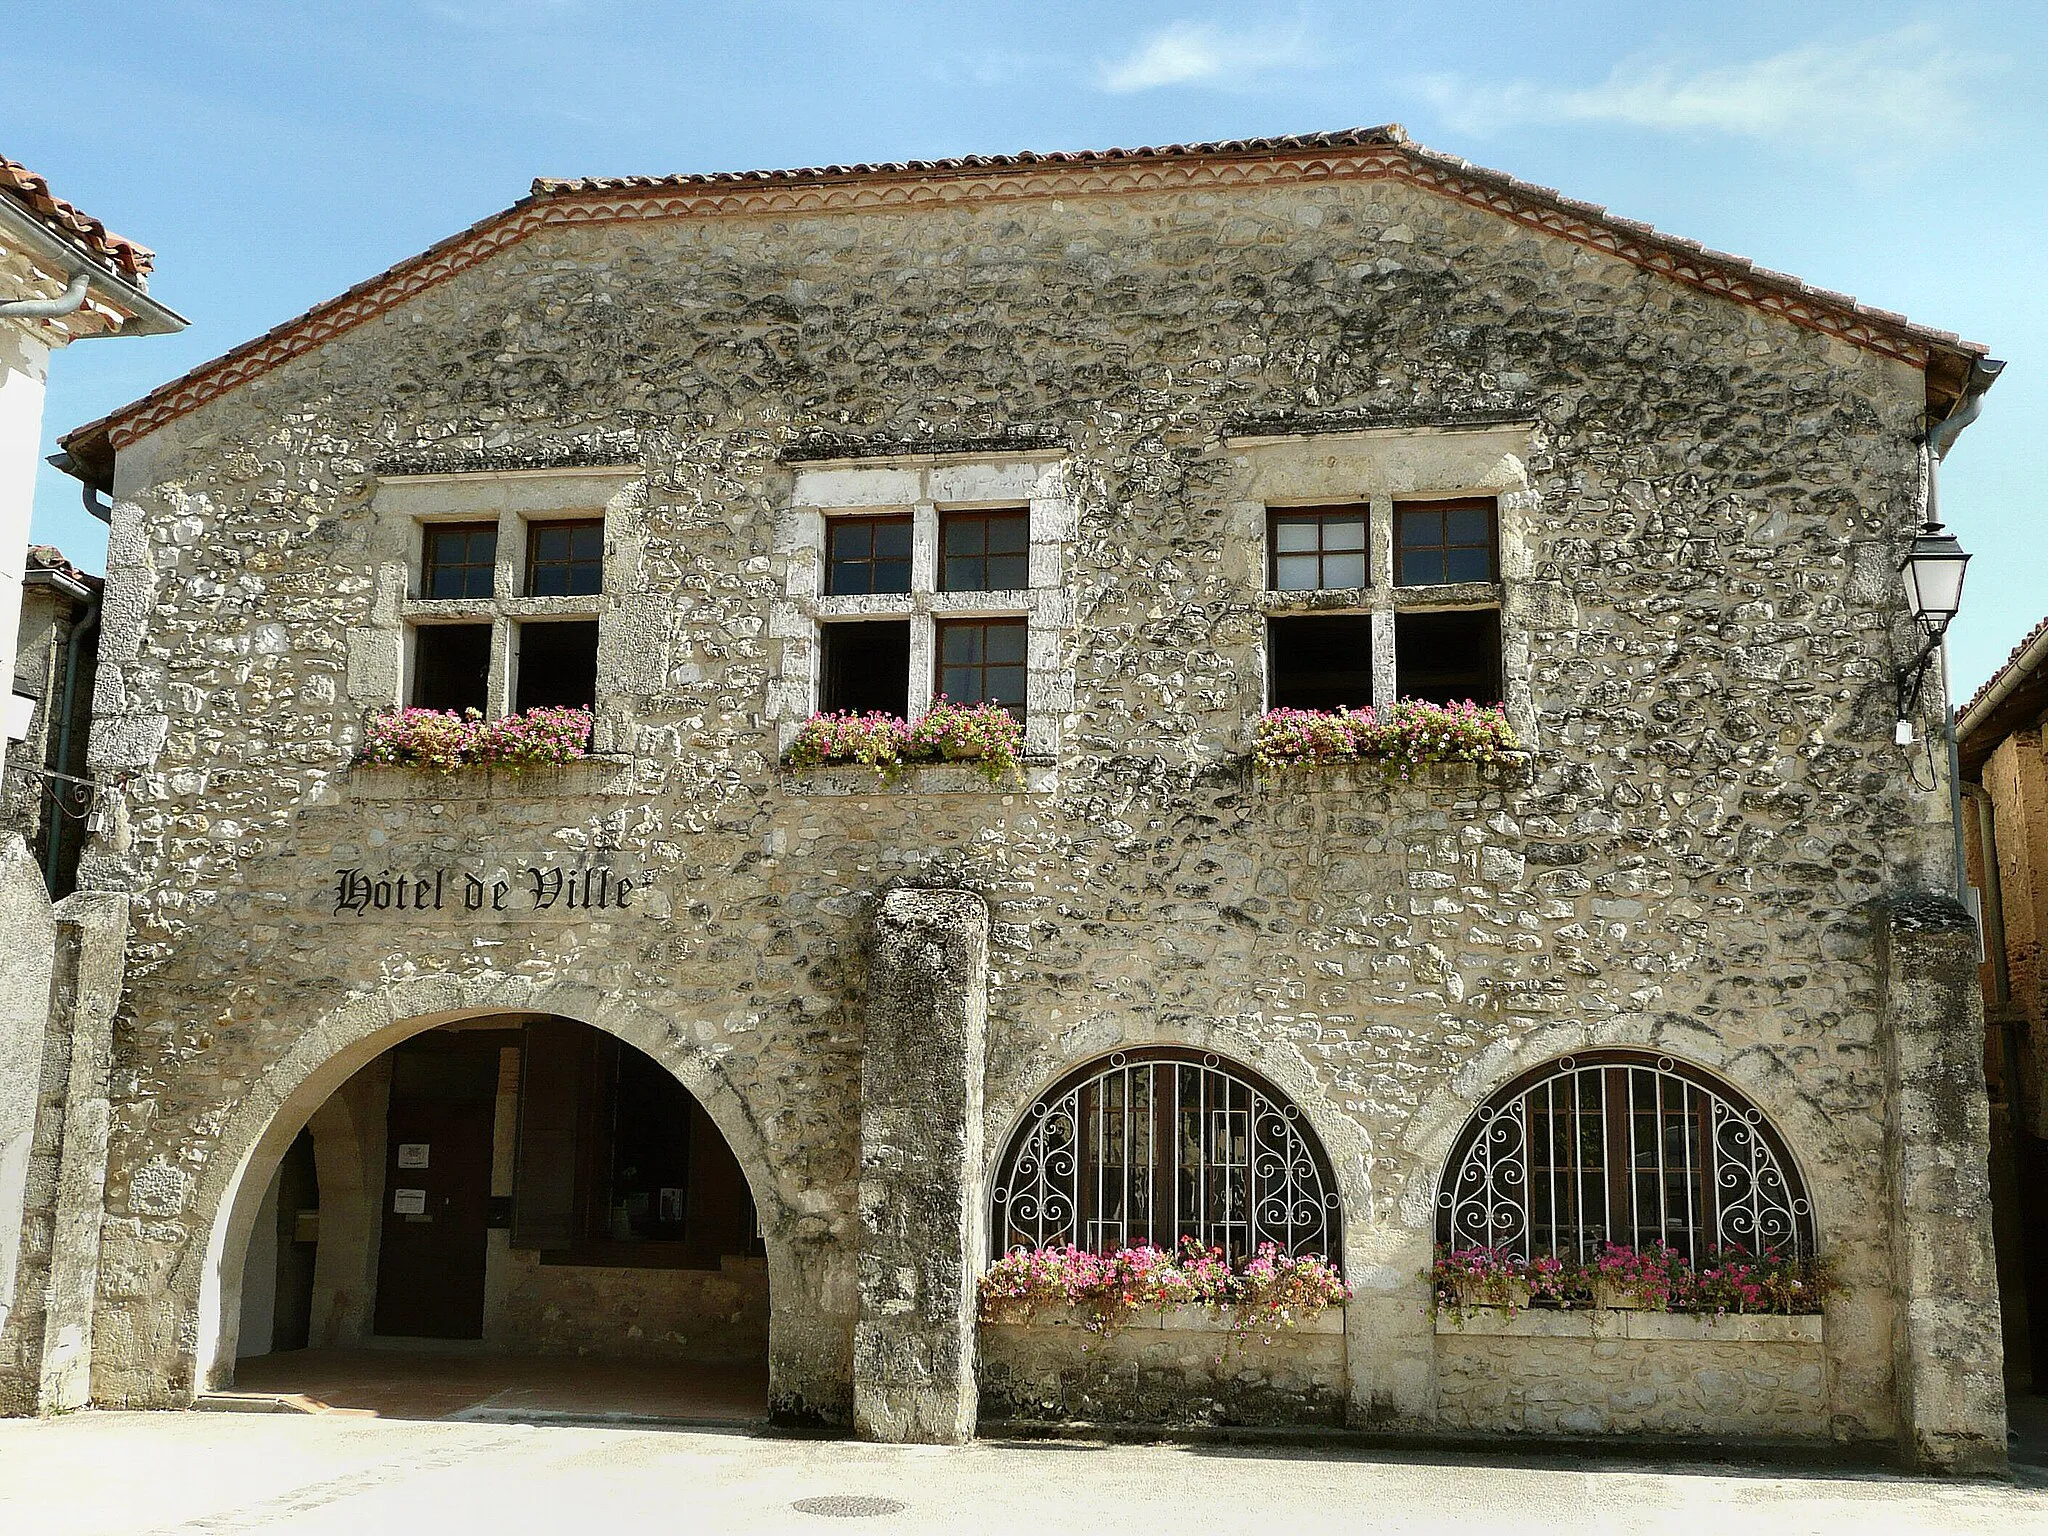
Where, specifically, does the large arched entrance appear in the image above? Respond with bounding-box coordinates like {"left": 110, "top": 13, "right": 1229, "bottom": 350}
{"left": 195, "top": 1003, "right": 798, "bottom": 1424}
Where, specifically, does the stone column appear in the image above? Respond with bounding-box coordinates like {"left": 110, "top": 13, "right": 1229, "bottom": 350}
{"left": 1878, "top": 892, "right": 2007, "bottom": 1473}
{"left": 0, "top": 836, "right": 128, "bottom": 1417}
{"left": 854, "top": 888, "right": 988, "bottom": 1444}
{"left": 0, "top": 833, "right": 56, "bottom": 1413}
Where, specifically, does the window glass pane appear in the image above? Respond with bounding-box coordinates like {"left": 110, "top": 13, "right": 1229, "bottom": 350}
{"left": 986, "top": 621, "right": 1027, "bottom": 663}
{"left": 1323, "top": 552, "right": 1366, "bottom": 589}
{"left": 873, "top": 522, "right": 911, "bottom": 560}
{"left": 1395, "top": 508, "right": 1437, "bottom": 548}
{"left": 942, "top": 518, "right": 983, "bottom": 557}
{"left": 940, "top": 667, "right": 978, "bottom": 700}
{"left": 871, "top": 557, "right": 910, "bottom": 592}
{"left": 985, "top": 513, "right": 1029, "bottom": 554}
{"left": 986, "top": 552, "right": 1028, "bottom": 589}
{"left": 1399, "top": 550, "right": 1447, "bottom": 586}
{"left": 1445, "top": 547, "right": 1493, "bottom": 584}
{"left": 984, "top": 665, "right": 1026, "bottom": 708}
{"left": 832, "top": 562, "right": 873, "bottom": 596}
{"left": 835, "top": 521, "right": 873, "bottom": 559}
{"left": 423, "top": 524, "right": 497, "bottom": 600}
{"left": 826, "top": 516, "right": 911, "bottom": 596}
{"left": 941, "top": 624, "right": 981, "bottom": 663}
{"left": 1321, "top": 518, "right": 1365, "bottom": 552}
{"left": 1447, "top": 506, "right": 1492, "bottom": 544}
{"left": 526, "top": 519, "right": 604, "bottom": 597}
{"left": 1274, "top": 554, "right": 1320, "bottom": 591}
{"left": 1274, "top": 520, "right": 1319, "bottom": 553}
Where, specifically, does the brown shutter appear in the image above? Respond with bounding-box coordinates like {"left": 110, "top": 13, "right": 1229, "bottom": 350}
{"left": 511, "top": 1018, "right": 583, "bottom": 1250}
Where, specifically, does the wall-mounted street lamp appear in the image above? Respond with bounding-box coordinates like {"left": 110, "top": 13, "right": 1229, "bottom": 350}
{"left": 1894, "top": 518, "right": 1972, "bottom": 736}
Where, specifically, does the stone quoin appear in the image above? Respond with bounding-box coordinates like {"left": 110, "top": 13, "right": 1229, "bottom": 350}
{"left": 0, "top": 128, "right": 2008, "bottom": 1469}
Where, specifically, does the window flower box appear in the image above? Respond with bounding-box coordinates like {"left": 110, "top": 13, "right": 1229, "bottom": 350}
{"left": 977, "top": 1241, "right": 1349, "bottom": 1344}
{"left": 782, "top": 700, "right": 1023, "bottom": 785}
{"left": 1431, "top": 1243, "right": 1836, "bottom": 1324}
{"left": 355, "top": 706, "right": 594, "bottom": 772}
{"left": 1253, "top": 700, "right": 1520, "bottom": 779}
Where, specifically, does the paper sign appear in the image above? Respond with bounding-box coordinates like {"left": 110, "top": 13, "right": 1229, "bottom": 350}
{"left": 393, "top": 1188, "right": 427, "bottom": 1215}
{"left": 397, "top": 1143, "right": 430, "bottom": 1169}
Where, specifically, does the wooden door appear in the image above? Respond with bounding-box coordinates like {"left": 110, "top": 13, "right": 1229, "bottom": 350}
{"left": 373, "top": 1094, "right": 495, "bottom": 1339}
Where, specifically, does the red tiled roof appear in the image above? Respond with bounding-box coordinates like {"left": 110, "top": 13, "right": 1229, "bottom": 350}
{"left": 60, "top": 126, "right": 1990, "bottom": 471}
{"left": 0, "top": 155, "right": 154, "bottom": 284}
{"left": 24, "top": 543, "right": 101, "bottom": 590}
{"left": 1963, "top": 613, "right": 2048, "bottom": 723}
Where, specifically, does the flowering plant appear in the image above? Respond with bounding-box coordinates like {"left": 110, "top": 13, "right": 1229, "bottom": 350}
{"left": 1432, "top": 1246, "right": 1545, "bottom": 1318}
{"left": 1690, "top": 1246, "right": 1838, "bottom": 1317}
{"left": 357, "top": 706, "right": 594, "bottom": 771}
{"left": 1253, "top": 700, "right": 1520, "bottom": 778}
{"left": 978, "top": 1238, "right": 1348, "bottom": 1341}
{"left": 784, "top": 699, "right": 1023, "bottom": 784}
{"left": 1429, "top": 1243, "right": 1834, "bottom": 1319}
{"left": 1587, "top": 1242, "right": 1692, "bottom": 1310}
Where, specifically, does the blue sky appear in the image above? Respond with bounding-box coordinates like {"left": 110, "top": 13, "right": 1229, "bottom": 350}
{"left": 7, "top": 1, "right": 2043, "bottom": 693}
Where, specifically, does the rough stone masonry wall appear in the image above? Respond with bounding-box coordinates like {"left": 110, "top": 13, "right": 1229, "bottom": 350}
{"left": 70, "top": 174, "right": 1965, "bottom": 1445}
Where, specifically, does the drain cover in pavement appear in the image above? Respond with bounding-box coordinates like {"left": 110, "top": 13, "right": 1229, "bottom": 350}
{"left": 790, "top": 1495, "right": 907, "bottom": 1518}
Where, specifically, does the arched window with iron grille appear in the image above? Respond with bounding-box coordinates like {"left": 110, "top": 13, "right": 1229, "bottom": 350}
{"left": 989, "top": 1049, "right": 1341, "bottom": 1263}
{"left": 1436, "top": 1051, "right": 1815, "bottom": 1264}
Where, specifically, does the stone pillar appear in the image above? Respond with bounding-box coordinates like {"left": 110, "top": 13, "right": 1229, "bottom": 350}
{"left": 854, "top": 888, "right": 988, "bottom": 1444}
{"left": 0, "top": 835, "right": 127, "bottom": 1417}
{"left": 1878, "top": 893, "right": 2008, "bottom": 1473}
{"left": 0, "top": 833, "right": 55, "bottom": 1413}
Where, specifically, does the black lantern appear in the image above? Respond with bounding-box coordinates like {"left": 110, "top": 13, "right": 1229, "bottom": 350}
{"left": 1900, "top": 520, "right": 1971, "bottom": 638}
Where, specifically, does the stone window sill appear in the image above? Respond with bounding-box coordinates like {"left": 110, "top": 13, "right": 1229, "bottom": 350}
{"left": 1252, "top": 753, "right": 1536, "bottom": 792}
{"left": 779, "top": 759, "right": 1058, "bottom": 797}
{"left": 1435, "top": 1307, "right": 1822, "bottom": 1343}
{"left": 345, "top": 755, "right": 635, "bottom": 801}
{"left": 981, "top": 1304, "right": 1345, "bottom": 1336}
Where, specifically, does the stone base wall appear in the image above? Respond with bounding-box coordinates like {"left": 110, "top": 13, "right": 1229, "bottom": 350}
{"left": 1432, "top": 1311, "right": 1827, "bottom": 1438}
{"left": 977, "top": 1308, "right": 1346, "bottom": 1428}
{"left": 489, "top": 1249, "right": 769, "bottom": 1362}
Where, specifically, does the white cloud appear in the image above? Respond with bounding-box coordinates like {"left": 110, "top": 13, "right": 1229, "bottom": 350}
{"left": 1097, "top": 20, "right": 1309, "bottom": 94}
{"left": 1418, "top": 27, "right": 1987, "bottom": 154}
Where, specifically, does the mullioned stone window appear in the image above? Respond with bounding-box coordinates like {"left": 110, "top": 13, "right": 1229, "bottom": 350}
{"left": 347, "top": 467, "right": 641, "bottom": 726}
{"left": 771, "top": 453, "right": 1077, "bottom": 758}
{"left": 1223, "top": 423, "right": 1540, "bottom": 744}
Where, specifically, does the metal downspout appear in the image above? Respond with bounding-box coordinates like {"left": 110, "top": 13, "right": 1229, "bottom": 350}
{"left": 0, "top": 267, "right": 91, "bottom": 321}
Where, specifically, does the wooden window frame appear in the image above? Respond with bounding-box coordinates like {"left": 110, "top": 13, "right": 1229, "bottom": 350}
{"left": 1267, "top": 506, "right": 1370, "bottom": 593}
{"left": 825, "top": 513, "right": 915, "bottom": 597}
{"left": 934, "top": 615, "right": 1028, "bottom": 719}
{"left": 939, "top": 508, "right": 1030, "bottom": 593}
{"left": 1394, "top": 497, "right": 1499, "bottom": 588}
{"left": 419, "top": 521, "right": 500, "bottom": 600}
{"left": 524, "top": 517, "right": 606, "bottom": 598}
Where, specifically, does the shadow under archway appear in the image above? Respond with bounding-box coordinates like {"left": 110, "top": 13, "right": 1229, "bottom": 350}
{"left": 170, "top": 981, "right": 850, "bottom": 1427}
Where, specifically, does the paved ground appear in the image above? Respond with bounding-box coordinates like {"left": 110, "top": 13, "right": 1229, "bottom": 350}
{"left": 226, "top": 1348, "right": 766, "bottom": 1423}
{"left": 2, "top": 1410, "right": 2045, "bottom": 1536}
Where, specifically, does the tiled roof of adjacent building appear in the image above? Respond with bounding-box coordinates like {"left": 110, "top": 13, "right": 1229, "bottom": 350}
{"left": 59, "top": 125, "right": 1991, "bottom": 477}
{"left": 1959, "top": 613, "right": 2048, "bottom": 776}
{"left": 0, "top": 156, "right": 155, "bottom": 284}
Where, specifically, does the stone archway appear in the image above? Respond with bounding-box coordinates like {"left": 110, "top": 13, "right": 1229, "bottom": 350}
{"left": 162, "top": 973, "right": 852, "bottom": 1425}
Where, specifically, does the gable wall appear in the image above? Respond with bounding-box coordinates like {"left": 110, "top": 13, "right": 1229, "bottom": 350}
{"left": 76, "top": 176, "right": 1955, "bottom": 1436}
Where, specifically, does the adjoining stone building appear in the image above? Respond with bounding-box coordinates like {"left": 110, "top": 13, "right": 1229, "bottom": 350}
{"left": 1960, "top": 616, "right": 2048, "bottom": 1397}
{"left": 5, "top": 127, "right": 2011, "bottom": 1466}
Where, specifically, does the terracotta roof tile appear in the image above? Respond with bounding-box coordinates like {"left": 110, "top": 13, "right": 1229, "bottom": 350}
{"left": 61, "top": 126, "right": 1991, "bottom": 467}
{"left": 0, "top": 156, "right": 154, "bottom": 284}
{"left": 1963, "top": 612, "right": 2048, "bottom": 722}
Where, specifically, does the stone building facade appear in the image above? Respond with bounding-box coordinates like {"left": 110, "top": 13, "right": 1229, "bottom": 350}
{"left": 5, "top": 128, "right": 2009, "bottom": 1467}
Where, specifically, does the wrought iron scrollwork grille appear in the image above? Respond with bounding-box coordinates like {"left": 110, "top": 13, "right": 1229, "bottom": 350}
{"left": 990, "top": 1049, "right": 1341, "bottom": 1263}
{"left": 1436, "top": 1052, "right": 1814, "bottom": 1264}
